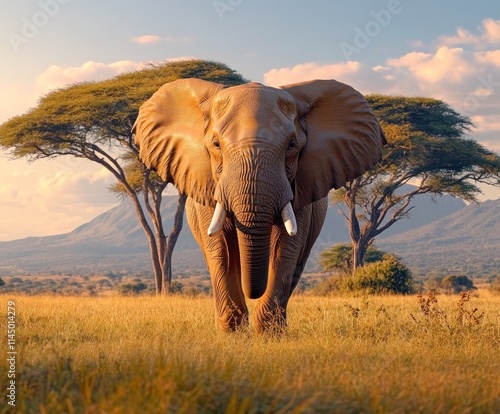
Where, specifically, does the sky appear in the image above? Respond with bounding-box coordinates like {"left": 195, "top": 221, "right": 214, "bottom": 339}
{"left": 0, "top": 0, "right": 499, "bottom": 241}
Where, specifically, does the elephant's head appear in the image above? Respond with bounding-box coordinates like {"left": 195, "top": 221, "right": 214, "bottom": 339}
{"left": 133, "top": 78, "right": 386, "bottom": 298}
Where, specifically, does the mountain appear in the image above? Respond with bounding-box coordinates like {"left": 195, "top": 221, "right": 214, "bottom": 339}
{"left": 379, "top": 199, "right": 500, "bottom": 278}
{"left": 0, "top": 188, "right": 466, "bottom": 276}
{"left": 0, "top": 196, "right": 201, "bottom": 276}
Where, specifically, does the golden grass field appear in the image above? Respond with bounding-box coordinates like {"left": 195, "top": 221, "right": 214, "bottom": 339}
{"left": 1, "top": 291, "right": 499, "bottom": 413}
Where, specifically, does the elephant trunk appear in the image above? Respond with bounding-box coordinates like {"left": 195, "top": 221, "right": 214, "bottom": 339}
{"left": 236, "top": 225, "right": 272, "bottom": 299}
{"left": 231, "top": 188, "right": 277, "bottom": 299}
{"left": 214, "top": 151, "right": 294, "bottom": 299}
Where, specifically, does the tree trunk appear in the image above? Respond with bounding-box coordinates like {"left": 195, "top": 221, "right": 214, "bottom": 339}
{"left": 149, "top": 240, "right": 163, "bottom": 293}
{"left": 352, "top": 239, "right": 368, "bottom": 275}
{"left": 161, "top": 194, "right": 187, "bottom": 295}
{"left": 126, "top": 189, "right": 163, "bottom": 293}
{"left": 344, "top": 188, "right": 364, "bottom": 275}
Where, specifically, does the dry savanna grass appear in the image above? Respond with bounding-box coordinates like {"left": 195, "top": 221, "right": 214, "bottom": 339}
{"left": 0, "top": 291, "right": 499, "bottom": 413}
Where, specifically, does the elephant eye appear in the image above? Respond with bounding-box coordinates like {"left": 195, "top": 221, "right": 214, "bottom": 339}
{"left": 287, "top": 141, "right": 296, "bottom": 151}
{"left": 213, "top": 140, "right": 221, "bottom": 149}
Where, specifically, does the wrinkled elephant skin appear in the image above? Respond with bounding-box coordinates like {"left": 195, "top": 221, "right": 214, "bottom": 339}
{"left": 133, "top": 78, "right": 386, "bottom": 332}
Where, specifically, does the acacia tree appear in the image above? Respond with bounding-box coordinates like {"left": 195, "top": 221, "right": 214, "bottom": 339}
{"left": 320, "top": 243, "right": 386, "bottom": 274}
{"left": 333, "top": 95, "right": 500, "bottom": 273}
{"left": 0, "top": 59, "right": 247, "bottom": 293}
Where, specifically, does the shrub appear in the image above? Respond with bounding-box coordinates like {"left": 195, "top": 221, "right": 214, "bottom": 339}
{"left": 97, "top": 279, "right": 113, "bottom": 290}
{"left": 441, "top": 275, "right": 475, "bottom": 294}
{"left": 117, "top": 282, "right": 148, "bottom": 295}
{"left": 315, "top": 254, "right": 413, "bottom": 295}
{"left": 320, "top": 244, "right": 352, "bottom": 274}
{"left": 343, "top": 254, "right": 413, "bottom": 294}
{"left": 169, "top": 281, "right": 184, "bottom": 294}
{"left": 424, "top": 276, "right": 443, "bottom": 291}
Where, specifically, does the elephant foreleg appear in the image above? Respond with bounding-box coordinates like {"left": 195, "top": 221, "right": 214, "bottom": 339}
{"left": 186, "top": 199, "right": 248, "bottom": 332}
{"left": 253, "top": 224, "right": 298, "bottom": 333}
{"left": 208, "top": 225, "right": 249, "bottom": 331}
{"left": 254, "top": 198, "right": 328, "bottom": 333}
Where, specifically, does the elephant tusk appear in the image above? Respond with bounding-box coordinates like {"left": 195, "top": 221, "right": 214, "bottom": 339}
{"left": 208, "top": 202, "right": 227, "bottom": 237}
{"left": 281, "top": 202, "right": 297, "bottom": 237}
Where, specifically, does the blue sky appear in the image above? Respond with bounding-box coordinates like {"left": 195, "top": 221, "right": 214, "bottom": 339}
{"left": 1, "top": 0, "right": 499, "bottom": 240}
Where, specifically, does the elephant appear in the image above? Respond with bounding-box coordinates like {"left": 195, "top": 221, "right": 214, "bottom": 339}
{"left": 132, "top": 78, "right": 386, "bottom": 332}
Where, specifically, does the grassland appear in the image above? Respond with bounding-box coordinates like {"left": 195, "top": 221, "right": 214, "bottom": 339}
{"left": 1, "top": 292, "right": 499, "bottom": 413}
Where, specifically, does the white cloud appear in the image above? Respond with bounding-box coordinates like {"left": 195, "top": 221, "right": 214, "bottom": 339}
{"left": 0, "top": 58, "right": 198, "bottom": 240}
{"left": 483, "top": 18, "right": 500, "bottom": 43}
{"left": 0, "top": 158, "right": 118, "bottom": 241}
{"left": 35, "top": 60, "right": 147, "bottom": 95}
{"left": 0, "top": 80, "right": 39, "bottom": 122}
{"left": 0, "top": 60, "right": 154, "bottom": 124}
{"left": 263, "top": 61, "right": 362, "bottom": 87}
{"left": 132, "top": 35, "right": 193, "bottom": 44}
{"left": 471, "top": 115, "right": 500, "bottom": 133}
{"left": 387, "top": 46, "right": 475, "bottom": 86}
{"left": 440, "top": 18, "right": 500, "bottom": 47}
{"left": 36, "top": 168, "right": 113, "bottom": 199}
{"left": 263, "top": 20, "right": 500, "bottom": 202}
{"left": 439, "top": 27, "right": 480, "bottom": 47}
{"left": 476, "top": 50, "right": 500, "bottom": 67}
{"left": 132, "top": 35, "right": 162, "bottom": 44}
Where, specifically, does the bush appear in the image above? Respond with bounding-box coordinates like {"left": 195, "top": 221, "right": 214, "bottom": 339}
{"left": 117, "top": 282, "right": 148, "bottom": 295}
{"left": 169, "top": 281, "right": 184, "bottom": 294}
{"left": 343, "top": 254, "right": 413, "bottom": 294}
{"left": 424, "top": 276, "right": 443, "bottom": 292}
{"left": 315, "top": 254, "right": 413, "bottom": 295}
{"left": 440, "top": 275, "right": 475, "bottom": 294}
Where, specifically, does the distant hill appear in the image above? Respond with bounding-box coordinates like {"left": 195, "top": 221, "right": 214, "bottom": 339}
{"left": 0, "top": 196, "right": 202, "bottom": 277}
{"left": 0, "top": 187, "right": 467, "bottom": 277}
{"left": 379, "top": 199, "right": 500, "bottom": 278}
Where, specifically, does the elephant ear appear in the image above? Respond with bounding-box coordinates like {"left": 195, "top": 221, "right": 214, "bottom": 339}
{"left": 281, "top": 79, "right": 386, "bottom": 210}
{"left": 132, "top": 78, "right": 224, "bottom": 206}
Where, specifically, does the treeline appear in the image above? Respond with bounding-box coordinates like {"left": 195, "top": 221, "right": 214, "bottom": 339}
{"left": 398, "top": 253, "right": 500, "bottom": 279}
{"left": 1, "top": 273, "right": 499, "bottom": 296}
{"left": 0, "top": 274, "right": 212, "bottom": 296}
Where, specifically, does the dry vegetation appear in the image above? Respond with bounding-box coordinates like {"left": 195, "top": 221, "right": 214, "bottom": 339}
{"left": 0, "top": 291, "right": 499, "bottom": 413}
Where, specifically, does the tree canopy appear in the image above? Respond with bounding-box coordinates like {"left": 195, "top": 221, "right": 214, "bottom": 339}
{"left": 320, "top": 244, "right": 386, "bottom": 274}
{"left": 0, "top": 59, "right": 248, "bottom": 293}
{"left": 1, "top": 59, "right": 247, "bottom": 162}
{"left": 332, "top": 95, "right": 500, "bottom": 272}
